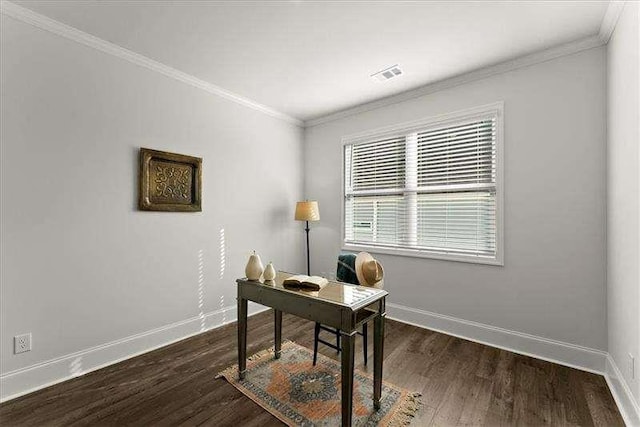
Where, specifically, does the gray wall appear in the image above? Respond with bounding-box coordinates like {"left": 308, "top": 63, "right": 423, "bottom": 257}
{"left": 0, "top": 16, "right": 305, "bottom": 375}
{"left": 304, "top": 47, "right": 607, "bottom": 350}
{"left": 607, "top": 1, "right": 640, "bottom": 404}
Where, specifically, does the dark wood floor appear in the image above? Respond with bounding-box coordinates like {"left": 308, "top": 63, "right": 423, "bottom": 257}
{"left": 0, "top": 311, "right": 624, "bottom": 426}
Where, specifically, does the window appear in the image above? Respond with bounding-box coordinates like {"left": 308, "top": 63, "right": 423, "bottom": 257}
{"left": 343, "top": 103, "right": 503, "bottom": 265}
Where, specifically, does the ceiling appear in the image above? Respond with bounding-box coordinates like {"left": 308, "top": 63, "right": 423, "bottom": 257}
{"left": 12, "top": 1, "right": 610, "bottom": 122}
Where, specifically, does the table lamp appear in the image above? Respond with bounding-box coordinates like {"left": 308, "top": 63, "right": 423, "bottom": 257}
{"left": 295, "top": 200, "right": 320, "bottom": 275}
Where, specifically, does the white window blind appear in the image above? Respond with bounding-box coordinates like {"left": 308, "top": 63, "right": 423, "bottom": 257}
{"left": 343, "top": 105, "right": 502, "bottom": 264}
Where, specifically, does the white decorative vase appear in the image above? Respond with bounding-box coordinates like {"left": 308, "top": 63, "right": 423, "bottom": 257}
{"left": 245, "top": 251, "right": 264, "bottom": 281}
{"left": 264, "top": 262, "right": 276, "bottom": 281}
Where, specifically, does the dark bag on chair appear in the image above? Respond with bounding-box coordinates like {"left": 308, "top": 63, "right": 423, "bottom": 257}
{"left": 337, "top": 253, "right": 358, "bottom": 285}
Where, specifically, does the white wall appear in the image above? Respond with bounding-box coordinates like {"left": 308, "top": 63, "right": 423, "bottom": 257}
{"left": 607, "top": 0, "right": 640, "bottom": 417}
{"left": 0, "top": 15, "right": 304, "bottom": 397}
{"left": 305, "top": 48, "right": 607, "bottom": 356}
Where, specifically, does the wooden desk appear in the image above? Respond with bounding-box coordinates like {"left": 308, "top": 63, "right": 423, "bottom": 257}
{"left": 236, "top": 271, "right": 387, "bottom": 427}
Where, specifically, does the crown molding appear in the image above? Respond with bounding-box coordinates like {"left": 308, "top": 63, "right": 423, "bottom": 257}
{"left": 599, "top": 0, "right": 626, "bottom": 43}
{"left": 305, "top": 35, "right": 604, "bottom": 128}
{"left": 0, "top": 0, "right": 621, "bottom": 132}
{"left": 0, "top": 1, "right": 303, "bottom": 127}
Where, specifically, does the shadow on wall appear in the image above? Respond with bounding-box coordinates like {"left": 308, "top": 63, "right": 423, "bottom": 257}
{"left": 195, "top": 227, "right": 229, "bottom": 332}
{"left": 219, "top": 227, "right": 226, "bottom": 280}
{"left": 219, "top": 227, "right": 227, "bottom": 324}
{"left": 69, "top": 356, "right": 83, "bottom": 378}
{"left": 198, "top": 249, "right": 205, "bottom": 332}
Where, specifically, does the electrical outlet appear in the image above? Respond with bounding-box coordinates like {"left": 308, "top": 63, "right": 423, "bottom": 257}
{"left": 14, "top": 333, "right": 31, "bottom": 354}
{"left": 629, "top": 353, "right": 635, "bottom": 379}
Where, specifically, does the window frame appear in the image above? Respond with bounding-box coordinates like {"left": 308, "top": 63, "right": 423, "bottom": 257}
{"left": 341, "top": 102, "right": 504, "bottom": 266}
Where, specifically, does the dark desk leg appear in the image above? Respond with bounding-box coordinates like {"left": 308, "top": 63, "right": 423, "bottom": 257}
{"left": 274, "top": 309, "right": 282, "bottom": 359}
{"left": 237, "top": 296, "right": 248, "bottom": 380}
{"left": 373, "top": 309, "right": 385, "bottom": 409}
{"left": 341, "top": 330, "right": 356, "bottom": 427}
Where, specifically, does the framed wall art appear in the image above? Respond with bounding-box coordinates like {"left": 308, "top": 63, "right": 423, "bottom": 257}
{"left": 138, "top": 148, "right": 202, "bottom": 212}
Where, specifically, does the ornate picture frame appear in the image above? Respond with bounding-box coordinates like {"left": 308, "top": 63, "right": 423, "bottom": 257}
{"left": 138, "top": 148, "right": 202, "bottom": 212}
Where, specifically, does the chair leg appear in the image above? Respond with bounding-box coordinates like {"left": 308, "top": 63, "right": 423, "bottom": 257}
{"left": 336, "top": 329, "right": 341, "bottom": 354}
{"left": 363, "top": 322, "right": 368, "bottom": 366}
{"left": 313, "top": 322, "right": 321, "bottom": 366}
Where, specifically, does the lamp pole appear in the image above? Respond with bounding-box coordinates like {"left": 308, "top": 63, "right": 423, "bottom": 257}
{"left": 305, "top": 220, "right": 310, "bottom": 275}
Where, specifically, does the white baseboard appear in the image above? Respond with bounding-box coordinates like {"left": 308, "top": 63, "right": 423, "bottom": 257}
{"left": 389, "top": 301, "right": 638, "bottom": 424}
{"left": 605, "top": 354, "right": 640, "bottom": 426}
{"left": 386, "top": 302, "right": 607, "bottom": 375}
{"left": 3, "top": 300, "right": 632, "bottom": 425}
{"left": 0, "top": 303, "right": 269, "bottom": 403}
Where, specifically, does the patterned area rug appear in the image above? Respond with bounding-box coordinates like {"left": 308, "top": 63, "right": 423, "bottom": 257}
{"left": 216, "top": 341, "right": 421, "bottom": 426}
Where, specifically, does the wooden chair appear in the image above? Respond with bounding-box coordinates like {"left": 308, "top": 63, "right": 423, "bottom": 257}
{"left": 312, "top": 253, "right": 373, "bottom": 366}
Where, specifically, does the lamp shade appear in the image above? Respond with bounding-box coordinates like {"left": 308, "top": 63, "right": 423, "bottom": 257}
{"left": 295, "top": 201, "right": 320, "bottom": 221}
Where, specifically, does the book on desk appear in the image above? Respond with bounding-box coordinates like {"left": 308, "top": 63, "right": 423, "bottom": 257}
{"left": 282, "top": 275, "right": 328, "bottom": 291}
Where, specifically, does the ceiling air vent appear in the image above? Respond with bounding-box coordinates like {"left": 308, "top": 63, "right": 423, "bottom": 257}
{"left": 371, "top": 65, "right": 403, "bottom": 82}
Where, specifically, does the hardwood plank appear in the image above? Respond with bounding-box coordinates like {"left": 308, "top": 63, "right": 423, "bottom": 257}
{"left": 581, "top": 371, "right": 625, "bottom": 427}
{"left": 476, "top": 345, "right": 500, "bottom": 380}
{"left": 0, "top": 311, "right": 624, "bottom": 426}
{"left": 457, "top": 376, "right": 493, "bottom": 426}
{"left": 483, "top": 350, "right": 516, "bottom": 426}
{"left": 512, "top": 359, "right": 547, "bottom": 426}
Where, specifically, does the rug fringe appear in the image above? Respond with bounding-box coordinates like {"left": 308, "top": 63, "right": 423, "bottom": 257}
{"left": 215, "top": 341, "right": 295, "bottom": 380}
{"left": 387, "top": 392, "right": 422, "bottom": 427}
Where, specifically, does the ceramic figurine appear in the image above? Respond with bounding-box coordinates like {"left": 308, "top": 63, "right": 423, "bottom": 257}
{"left": 245, "top": 251, "right": 264, "bottom": 281}
{"left": 264, "top": 262, "right": 276, "bottom": 281}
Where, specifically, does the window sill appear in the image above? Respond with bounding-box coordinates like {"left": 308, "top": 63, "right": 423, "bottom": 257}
{"left": 342, "top": 244, "right": 504, "bottom": 266}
